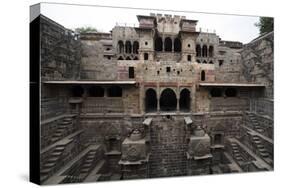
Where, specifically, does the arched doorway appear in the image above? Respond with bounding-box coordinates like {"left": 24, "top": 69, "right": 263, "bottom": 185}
{"left": 209, "top": 46, "right": 214, "bottom": 57}
{"left": 160, "top": 88, "right": 177, "bottom": 111}
{"left": 164, "top": 37, "right": 172, "bottom": 52}
{"left": 196, "top": 44, "right": 201, "bottom": 57}
{"left": 201, "top": 70, "right": 206, "bottom": 81}
{"left": 145, "top": 88, "right": 157, "bottom": 112}
{"left": 174, "top": 38, "right": 181, "bottom": 52}
{"left": 155, "top": 37, "right": 163, "bottom": 51}
{"left": 179, "top": 89, "right": 191, "bottom": 112}
{"left": 133, "top": 41, "right": 139, "bottom": 54}
{"left": 125, "top": 41, "right": 132, "bottom": 54}
{"left": 202, "top": 45, "right": 208, "bottom": 57}
{"left": 118, "top": 41, "right": 124, "bottom": 53}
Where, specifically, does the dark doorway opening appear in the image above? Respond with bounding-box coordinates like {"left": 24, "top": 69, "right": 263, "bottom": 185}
{"left": 174, "top": 38, "right": 181, "bottom": 52}
{"left": 88, "top": 86, "right": 104, "bottom": 97}
{"left": 107, "top": 86, "right": 122, "bottom": 97}
{"left": 160, "top": 88, "right": 177, "bottom": 111}
{"left": 225, "top": 88, "right": 237, "bottom": 97}
{"left": 145, "top": 89, "right": 157, "bottom": 112}
{"left": 133, "top": 41, "right": 139, "bottom": 54}
{"left": 164, "top": 37, "right": 172, "bottom": 52}
{"left": 179, "top": 89, "right": 191, "bottom": 112}
{"left": 155, "top": 37, "right": 163, "bottom": 51}
{"left": 71, "top": 86, "right": 84, "bottom": 97}
{"left": 201, "top": 70, "right": 205, "bottom": 81}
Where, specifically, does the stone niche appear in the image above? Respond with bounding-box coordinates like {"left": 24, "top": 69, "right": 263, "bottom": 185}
{"left": 186, "top": 118, "right": 212, "bottom": 175}
{"left": 119, "top": 118, "right": 151, "bottom": 179}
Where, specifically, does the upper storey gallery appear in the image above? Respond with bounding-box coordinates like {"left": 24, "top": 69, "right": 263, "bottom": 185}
{"left": 111, "top": 13, "right": 242, "bottom": 63}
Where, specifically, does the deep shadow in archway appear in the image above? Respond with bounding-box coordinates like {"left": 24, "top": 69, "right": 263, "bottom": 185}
{"left": 160, "top": 88, "right": 177, "bottom": 111}
{"left": 145, "top": 88, "right": 157, "bottom": 112}
{"left": 179, "top": 89, "right": 191, "bottom": 112}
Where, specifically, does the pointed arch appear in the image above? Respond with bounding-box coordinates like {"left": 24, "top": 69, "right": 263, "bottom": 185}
{"left": 125, "top": 41, "right": 132, "bottom": 54}
{"left": 133, "top": 41, "right": 139, "bottom": 54}
{"left": 174, "top": 38, "right": 181, "bottom": 52}
{"left": 160, "top": 88, "right": 177, "bottom": 111}
{"left": 145, "top": 88, "right": 157, "bottom": 112}
{"left": 155, "top": 37, "right": 163, "bottom": 51}
{"left": 180, "top": 89, "right": 191, "bottom": 112}
{"left": 164, "top": 37, "right": 172, "bottom": 52}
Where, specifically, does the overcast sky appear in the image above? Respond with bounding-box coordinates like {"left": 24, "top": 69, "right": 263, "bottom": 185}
{"left": 40, "top": 3, "right": 260, "bottom": 44}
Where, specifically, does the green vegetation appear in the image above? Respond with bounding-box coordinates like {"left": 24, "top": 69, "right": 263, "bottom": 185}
{"left": 255, "top": 17, "right": 274, "bottom": 34}
{"left": 75, "top": 26, "right": 98, "bottom": 33}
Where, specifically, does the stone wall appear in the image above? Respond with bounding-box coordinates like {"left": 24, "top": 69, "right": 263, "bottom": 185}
{"left": 149, "top": 116, "right": 188, "bottom": 177}
{"left": 40, "top": 15, "right": 81, "bottom": 81}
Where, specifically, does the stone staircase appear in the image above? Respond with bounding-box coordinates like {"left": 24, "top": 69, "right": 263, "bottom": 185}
{"left": 51, "top": 117, "right": 73, "bottom": 143}
{"left": 248, "top": 113, "right": 263, "bottom": 133}
{"left": 230, "top": 142, "right": 244, "bottom": 162}
{"left": 79, "top": 150, "right": 97, "bottom": 178}
{"left": 40, "top": 144, "right": 66, "bottom": 182}
{"left": 252, "top": 135, "right": 269, "bottom": 158}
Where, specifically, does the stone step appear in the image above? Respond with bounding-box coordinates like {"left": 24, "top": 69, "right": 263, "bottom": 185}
{"left": 257, "top": 144, "right": 264, "bottom": 149}
{"left": 260, "top": 152, "right": 269, "bottom": 157}
{"left": 51, "top": 138, "right": 60, "bottom": 142}
{"left": 253, "top": 140, "right": 262, "bottom": 144}
{"left": 236, "top": 156, "right": 243, "bottom": 161}
{"left": 55, "top": 146, "right": 65, "bottom": 151}
{"left": 48, "top": 157, "right": 59, "bottom": 162}
{"left": 41, "top": 168, "right": 52, "bottom": 174}
{"left": 52, "top": 151, "right": 62, "bottom": 156}
{"left": 81, "top": 168, "right": 90, "bottom": 173}
{"left": 44, "top": 162, "right": 56, "bottom": 168}
{"left": 258, "top": 148, "right": 267, "bottom": 152}
{"left": 85, "top": 159, "right": 93, "bottom": 163}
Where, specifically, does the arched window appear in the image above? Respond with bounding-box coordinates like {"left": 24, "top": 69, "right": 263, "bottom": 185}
{"left": 202, "top": 45, "right": 208, "bottom": 57}
{"left": 88, "top": 86, "right": 104, "bottom": 97}
{"left": 133, "top": 56, "right": 138, "bottom": 60}
{"left": 155, "top": 37, "right": 163, "bottom": 51}
{"left": 107, "top": 86, "right": 122, "bottom": 97}
{"left": 174, "top": 38, "right": 181, "bottom": 52}
{"left": 225, "top": 88, "right": 237, "bottom": 97}
{"left": 118, "top": 41, "right": 124, "bottom": 54}
{"left": 144, "top": 53, "right": 149, "bottom": 60}
{"left": 180, "top": 89, "right": 191, "bottom": 112}
{"left": 133, "top": 41, "right": 139, "bottom": 54}
{"left": 160, "top": 88, "right": 177, "bottom": 111}
{"left": 71, "top": 86, "right": 84, "bottom": 97}
{"left": 196, "top": 45, "right": 201, "bottom": 57}
{"left": 203, "top": 60, "right": 207, "bottom": 64}
{"left": 209, "top": 61, "right": 213, "bottom": 64}
{"left": 145, "top": 88, "right": 157, "bottom": 112}
{"left": 187, "top": 55, "right": 192, "bottom": 62}
{"left": 118, "top": 56, "right": 124, "bottom": 60}
{"left": 126, "top": 56, "right": 131, "bottom": 60}
{"left": 125, "top": 41, "right": 132, "bottom": 54}
{"left": 164, "top": 37, "right": 172, "bottom": 52}
{"left": 209, "top": 46, "right": 214, "bottom": 57}
{"left": 201, "top": 70, "right": 205, "bottom": 81}
{"left": 210, "top": 88, "right": 222, "bottom": 97}
{"left": 196, "top": 60, "right": 201, "bottom": 64}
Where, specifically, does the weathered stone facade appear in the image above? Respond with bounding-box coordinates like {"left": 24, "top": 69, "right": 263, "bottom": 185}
{"left": 39, "top": 13, "right": 274, "bottom": 184}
